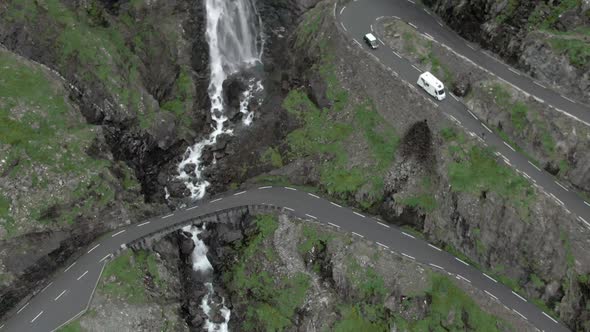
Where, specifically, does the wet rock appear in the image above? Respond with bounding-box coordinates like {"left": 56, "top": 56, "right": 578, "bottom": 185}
{"left": 307, "top": 72, "right": 331, "bottom": 109}
{"left": 452, "top": 72, "right": 472, "bottom": 97}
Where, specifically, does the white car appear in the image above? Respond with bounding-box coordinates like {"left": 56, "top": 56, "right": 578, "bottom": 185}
{"left": 364, "top": 33, "right": 378, "bottom": 49}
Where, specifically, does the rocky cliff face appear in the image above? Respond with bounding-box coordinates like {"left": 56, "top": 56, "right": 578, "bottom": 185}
{"left": 249, "top": 1, "right": 590, "bottom": 330}
{"left": 422, "top": 0, "right": 590, "bottom": 103}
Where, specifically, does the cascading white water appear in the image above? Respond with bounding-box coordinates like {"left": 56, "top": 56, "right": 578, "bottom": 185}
{"left": 182, "top": 225, "right": 231, "bottom": 331}
{"left": 177, "top": 0, "right": 264, "bottom": 200}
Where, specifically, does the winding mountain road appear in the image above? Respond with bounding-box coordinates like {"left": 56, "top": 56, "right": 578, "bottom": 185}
{"left": 0, "top": 186, "right": 570, "bottom": 331}
{"left": 0, "top": 0, "right": 587, "bottom": 331}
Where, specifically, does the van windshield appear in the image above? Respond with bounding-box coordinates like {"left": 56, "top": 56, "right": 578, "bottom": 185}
{"left": 437, "top": 89, "right": 445, "bottom": 95}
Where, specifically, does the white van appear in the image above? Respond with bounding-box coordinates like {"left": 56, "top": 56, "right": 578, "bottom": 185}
{"left": 417, "top": 72, "right": 446, "bottom": 101}
{"left": 364, "top": 33, "right": 378, "bottom": 49}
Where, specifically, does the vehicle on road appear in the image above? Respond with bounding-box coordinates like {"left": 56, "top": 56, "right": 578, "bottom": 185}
{"left": 364, "top": 33, "right": 378, "bottom": 49}
{"left": 417, "top": 71, "right": 446, "bottom": 101}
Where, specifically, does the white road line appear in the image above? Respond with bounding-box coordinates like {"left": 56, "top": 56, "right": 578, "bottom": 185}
{"left": 562, "top": 95, "right": 576, "bottom": 104}
{"left": 111, "top": 230, "right": 125, "bottom": 238}
{"left": 412, "top": 64, "right": 421, "bottom": 72}
{"left": 585, "top": 201, "right": 590, "bottom": 208}
{"left": 467, "top": 44, "right": 475, "bottom": 50}
{"left": 534, "top": 81, "right": 546, "bottom": 88}
{"left": 186, "top": 205, "right": 199, "bottom": 211}
{"left": 467, "top": 110, "right": 477, "bottom": 119}
{"left": 353, "top": 212, "right": 366, "bottom": 218}
{"left": 550, "top": 193, "right": 565, "bottom": 206}
{"left": 352, "top": 232, "right": 364, "bottom": 238}
{"left": 370, "top": 24, "right": 374, "bottom": 32}
{"left": 233, "top": 191, "right": 247, "bottom": 196}
{"left": 284, "top": 207, "right": 294, "bottom": 211}
{"left": 428, "top": 244, "right": 442, "bottom": 251}
{"left": 469, "top": 132, "right": 476, "bottom": 137}
{"left": 77, "top": 270, "right": 88, "bottom": 281}
{"left": 484, "top": 290, "right": 498, "bottom": 300}
{"left": 393, "top": 16, "right": 400, "bottom": 20}
{"left": 392, "top": 51, "right": 401, "bottom": 58}
{"left": 305, "top": 214, "right": 317, "bottom": 219}
{"left": 402, "top": 253, "right": 415, "bottom": 259}
{"left": 64, "top": 262, "right": 76, "bottom": 272}
{"left": 341, "top": 22, "right": 347, "bottom": 32}
{"left": 353, "top": 39, "right": 363, "bottom": 48}
{"left": 408, "top": 22, "right": 418, "bottom": 29}
{"left": 408, "top": 0, "right": 415, "bottom": 3}
{"left": 377, "top": 221, "right": 390, "bottom": 228}
{"left": 308, "top": 193, "right": 320, "bottom": 198}
{"left": 483, "top": 273, "right": 498, "bottom": 283}
{"left": 578, "top": 216, "right": 590, "bottom": 228}
{"left": 54, "top": 290, "right": 67, "bottom": 301}
{"left": 17, "top": 302, "right": 29, "bottom": 314}
{"left": 378, "top": 38, "right": 385, "bottom": 46}
{"left": 450, "top": 93, "right": 458, "bottom": 101}
{"left": 258, "top": 186, "right": 271, "bottom": 189}
{"left": 555, "top": 181, "right": 569, "bottom": 191}
{"left": 137, "top": 221, "right": 150, "bottom": 227}
{"left": 31, "top": 311, "right": 44, "bottom": 323}
{"left": 339, "top": 6, "right": 345, "bottom": 15}
{"left": 429, "top": 263, "right": 444, "bottom": 270}
{"left": 528, "top": 161, "right": 541, "bottom": 171}
{"left": 522, "top": 172, "right": 530, "bottom": 179}
{"left": 456, "top": 274, "right": 471, "bottom": 283}
{"left": 455, "top": 257, "right": 470, "bottom": 266}
{"left": 377, "top": 242, "right": 389, "bottom": 249}
{"left": 449, "top": 115, "right": 461, "bottom": 125}
{"left": 533, "top": 96, "right": 544, "bottom": 103}
{"left": 162, "top": 213, "right": 174, "bottom": 219}
{"left": 328, "top": 222, "right": 340, "bottom": 228}
{"left": 330, "top": 202, "right": 342, "bottom": 208}
{"left": 482, "top": 123, "right": 492, "bottom": 133}
{"left": 0, "top": 324, "right": 3, "bottom": 329}
{"left": 285, "top": 187, "right": 297, "bottom": 191}
{"left": 512, "top": 291, "right": 527, "bottom": 302}
{"left": 438, "top": 21, "right": 443, "bottom": 27}
{"left": 402, "top": 231, "right": 415, "bottom": 239}
{"left": 87, "top": 244, "right": 100, "bottom": 254}
{"left": 424, "top": 32, "right": 434, "bottom": 40}
{"left": 99, "top": 254, "right": 111, "bottom": 263}
{"left": 508, "top": 67, "right": 520, "bottom": 75}
{"left": 503, "top": 142, "right": 516, "bottom": 151}
{"left": 41, "top": 282, "right": 53, "bottom": 293}
{"left": 513, "top": 309, "right": 528, "bottom": 320}
{"left": 543, "top": 312, "right": 559, "bottom": 324}
{"left": 210, "top": 198, "right": 222, "bottom": 203}
{"left": 424, "top": 9, "right": 431, "bottom": 15}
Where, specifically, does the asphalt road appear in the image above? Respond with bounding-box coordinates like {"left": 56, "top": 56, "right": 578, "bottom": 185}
{"left": 0, "top": 0, "right": 585, "bottom": 331}
{"left": 0, "top": 186, "right": 570, "bottom": 331}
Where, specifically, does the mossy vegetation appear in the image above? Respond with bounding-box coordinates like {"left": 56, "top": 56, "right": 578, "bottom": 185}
{"left": 399, "top": 176, "right": 437, "bottom": 212}
{"left": 100, "top": 250, "right": 162, "bottom": 304}
{"left": 225, "top": 214, "right": 310, "bottom": 331}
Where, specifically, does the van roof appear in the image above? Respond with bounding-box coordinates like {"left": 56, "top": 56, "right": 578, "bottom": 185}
{"left": 419, "top": 71, "right": 444, "bottom": 90}
{"left": 365, "top": 33, "right": 377, "bottom": 41}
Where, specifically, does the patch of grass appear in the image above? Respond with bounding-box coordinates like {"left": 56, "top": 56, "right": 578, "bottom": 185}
{"left": 530, "top": 274, "right": 545, "bottom": 288}
{"left": 448, "top": 146, "right": 535, "bottom": 214}
{"left": 346, "top": 258, "right": 388, "bottom": 301}
{"left": 334, "top": 305, "right": 390, "bottom": 331}
{"left": 496, "top": 0, "right": 519, "bottom": 23}
{"left": 100, "top": 250, "right": 160, "bottom": 304}
{"left": 549, "top": 37, "right": 590, "bottom": 69}
{"left": 261, "top": 147, "right": 284, "bottom": 168}
{"left": 226, "top": 214, "right": 310, "bottom": 331}
{"left": 57, "top": 320, "right": 84, "bottom": 332}
{"left": 160, "top": 69, "right": 194, "bottom": 129}
{"left": 354, "top": 103, "right": 399, "bottom": 171}
{"left": 528, "top": 0, "right": 583, "bottom": 30}
{"left": 298, "top": 225, "right": 333, "bottom": 256}
{"left": 408, "top": 274, "right": 508, "bottom": 331}
{"left": 399, "top": 176, "right": 437, "bottom": 212}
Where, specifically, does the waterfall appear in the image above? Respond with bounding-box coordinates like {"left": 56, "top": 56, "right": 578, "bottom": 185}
{"left": 182, "top": 225, "right": 231, "bottom": 331}
{"left": 177, "top": 0, "right": 264, "bottom": 200}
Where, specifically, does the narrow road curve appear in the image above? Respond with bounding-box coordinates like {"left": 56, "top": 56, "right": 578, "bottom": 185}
{"left": 0, "top": 187, "right": 569, "bottom": 332}
{"left": 337, "top": 0, "right": 590, "bottom": 279}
